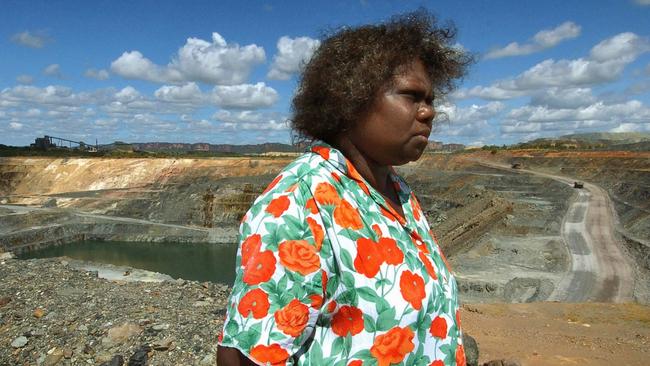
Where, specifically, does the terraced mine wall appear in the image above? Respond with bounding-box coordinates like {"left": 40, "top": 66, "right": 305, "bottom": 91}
{"left": 0, "top": 155, "right": 519, "bottom": 260}
{"left": 0, "top": 157, "right": 290, "bottom": 252}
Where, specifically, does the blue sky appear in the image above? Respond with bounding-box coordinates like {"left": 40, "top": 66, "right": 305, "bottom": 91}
{"left": 1, "top": 0, "right": 649, "bottom": 147}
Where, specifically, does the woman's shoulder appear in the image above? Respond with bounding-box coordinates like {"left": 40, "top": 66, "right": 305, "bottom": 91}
{"left": 258, "top": 151, "right": 333, "bottom": 197}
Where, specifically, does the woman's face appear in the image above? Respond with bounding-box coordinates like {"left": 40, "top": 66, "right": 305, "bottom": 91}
{"left": 346, "top": 59, "right": 435, "bottom": 166}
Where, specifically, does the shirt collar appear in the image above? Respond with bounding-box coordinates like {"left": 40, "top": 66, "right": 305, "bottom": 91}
{"left": 309, "top": 141, "right": 413, "bottom": 199}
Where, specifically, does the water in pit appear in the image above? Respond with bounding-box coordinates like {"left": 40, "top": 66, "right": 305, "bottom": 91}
{"left": 18, "top": 240, "right": 239, "bottom": 285}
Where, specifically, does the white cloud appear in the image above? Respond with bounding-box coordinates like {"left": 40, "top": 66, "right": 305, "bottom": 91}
{"left": 110, "top": 51, "right": 183, "bottom": 84}
{"left": 213, "top": 110, "right": 289, "bottom": 130}
{"left": 610, "top": 122, "right": 649, "bottom": 132}
{"left": 43, "top": 64, "right": 63, "bottom": 78}
{"left": 2, "top": 85, "right": 85, "bottom": 106}
{"left": 633, "top": 0, "right": 650, "bottom": 5}
{"left": 84, "top": 68, "right": 109, "bottom": 80}
{"left": 210, "top": 82, "right": 278, "bottom": 108}
{"left": 513, "top": 32, "right": 649, "bottom": 89}
{"left": 502, "top": 100, "right": 650, "bottom": 135}
{"left": 530, "top": 88, "right": 596, "bottom": 109}
{"left": 589, "top": 32, "right": 648, "bottom": 62}
{"left": 155, "top": 83, "right": 204, "bottom": 104}
{"left": 459, "top": 32, "right": 650, "bottom": 100}
{"left": 434, "top": 102, "right": 504, "bottom": 137}
{"left": 485, "top": 22, "right": 581, "bottom": 59}
{"left": 25, "top": 108, "right": 41, "bottom": 117}
{"left": 10, "top": 31, "right": 49, "bottom": 48}
{"left": 9, "top": 122, "right": 24, "bottom": 130}
{"left": 16, "top": 75, "right": 33, "bottom": 84}
{"left": 115, "top": 86, "right": 142, "bottom": 103}
{"left": 111, "top": 32, "right": 265, "bottom": 85}
{"left": 453, "top": 85, "right": 527, "bottom": 100}
{"left": 267, "top": 36, "right": 320, "bottom": 80}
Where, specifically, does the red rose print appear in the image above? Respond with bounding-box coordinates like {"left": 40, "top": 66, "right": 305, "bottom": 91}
{"left": 243, "top": 250, "right": 276, "bottom": 285}
{"left": 345, "top": 160, "right": 364, "bottom": 182}
{"left": 354, "top": 238, "right": 384, "bottom": 278}
{"left": 380, "top": 206, "right": 396, "bottom": 222}
{"left": 279, "top": 240, "right": 321, "bottom": 275}
{"left": 237, "top": 288, "right": 270, "bottom": 319}
{"left": 331, "top": 172, "right": 341, "bottom": 182}
{"left": 379, "top": 237, "right": 403, "bottom": 265}
{"left": 371, "top": 224, "right": 383, "bottom": 237}
{"left": 309, "top": 294, "right": 323, "bottom": 309}
{"left": 332, "top": 305, "right": 364, "bottom": 337}
{"left": 348, "top": 361, "right": 363, "bottom": 366}
{"left": 357, "top": 181, "right": 370, "bottom": 195}
{"left": 322, "top": 270, "right": 328, "bottom": 294}
{"left": 411, "top": 233, "right": 430, "bottom": 254}
{"left": 263, "top": 174, "right": 283, "bottom": 194}
{"left": 410, "top": 194, "right": 422, "bottom": 221}
{"left": 418, "top": 252, "right": 438, "bottom": 280}
{"left": 370, "top": 326, "right": 415, "bottom": 366}
{"left": 456, "top": 344, "right": 466, "bottom": 366}
{"left": 250, "top": 343, "right": 289, "bottom": 365}
{"left": 429, "top": 361, "right": 444, "bottom": 366}
{"left": 326, "top": 300, "right": 337, "bottom": 313}
{"left": 314, "top": 182, "right": 340, "bottom": 205}
{"left": 429, "top": 316, "right": 448, "bottom": 339}
{"left": 305, "top": 198, "right": 318, "bottom": 214}
{"left": 240, "top": 234, "right": 261, "bottom": 268}
{"left": 334, "top": 199, "right": 363, "bottom": 229}
{"left": 307, "top": 217, "right": 324, "bottom": 250}
{"left": 275, "top": 299, "right": 310, "bottom": 337}
{"left": 399, "top": 270, "right": 425, "bottom": 310}
{"left": 266, "top": 195, "right": 290, "bottom": 217}
{"left": 312, "top": 145, "right": 330, "bottom": 160}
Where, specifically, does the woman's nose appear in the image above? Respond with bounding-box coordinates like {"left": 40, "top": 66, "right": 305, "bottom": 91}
{"left": 417, "top": 103, "right": 435, "bottom": 123}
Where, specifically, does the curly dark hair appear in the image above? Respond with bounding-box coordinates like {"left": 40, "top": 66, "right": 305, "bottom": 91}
{"left": 290, "top": 9, "right": 472, "bottom": 144}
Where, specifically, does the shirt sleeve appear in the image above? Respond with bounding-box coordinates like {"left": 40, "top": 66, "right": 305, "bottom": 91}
{"left": 219, "top": 180, "right": 330, "bottom": 365}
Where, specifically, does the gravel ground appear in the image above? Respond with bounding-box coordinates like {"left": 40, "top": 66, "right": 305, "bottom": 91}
{"left": 0, "top": 257, "right": 228, "bottom": 366}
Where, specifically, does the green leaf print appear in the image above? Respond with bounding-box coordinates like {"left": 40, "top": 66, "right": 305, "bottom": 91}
{"left": 363, "top": 313, "right": 376, "bottom": 332}
{"left": 238, "top": 322, "right": 262, "bottom": 351}
{"left": 281, "top": 214, "right": 305, "bottom": 236}
{"left": 308, "top": 342, "right": 323, "bottom": 366}
{"left": 375, "top": 306, "right": 398, "bottom": 331}
{"left": 249, "top": 202, "right": 262, "bottom": 217}
{"left": 357, "top": 286, "right": 380, "bottom": 303}
{"left": 241, "top": 222, "right": 252, "bottom": 238}
{"left": 337, "top": 288, "right": 359, "bottom": 306}
{"left": 327, "top": 274, "right": 340, "bottom": 298}
{"left": 350, "top": 349, "right": 372, "bottom": 360}
{"left": 374, "top": 297, "right": 391, "bottom": 315}
{"left": 374, "top": 278, "right": 392, "bottom": 290}
{"left": 225, "top": 321, "right": 239, "bottom": 335}
{"left": 339, "top": 249, "right": 354, "bottom": 271}
{"left": 331, "top": 336, "right": 345, "bottom": 356}
{"left": 269, "top": 331, "right": 285, "bottom": 341}
{"left": 341, "top": 271, "right": 355, "bottom": 288}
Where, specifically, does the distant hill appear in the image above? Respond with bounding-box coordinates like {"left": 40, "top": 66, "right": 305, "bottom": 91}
{"left": 516, "top": 132, "right": 650, "bottom": 150}
{"left": 128, "top": 142, "right": 300, "bottom": 154}
{"left": 559, "top": 132, "right": 650, "bottom": 144}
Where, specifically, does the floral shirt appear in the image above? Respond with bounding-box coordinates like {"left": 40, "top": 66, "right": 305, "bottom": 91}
{"left": 219, "top": 143, "right": 465, "bottom": 366}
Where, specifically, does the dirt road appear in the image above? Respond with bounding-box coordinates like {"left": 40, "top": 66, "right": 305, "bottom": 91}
{"left": 477, "top": 161, "right": 635, "bottom": 303}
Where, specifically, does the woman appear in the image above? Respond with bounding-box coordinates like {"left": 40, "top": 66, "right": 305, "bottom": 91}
{"left": 218, "top": 10, "right": 470, "bottom": 366}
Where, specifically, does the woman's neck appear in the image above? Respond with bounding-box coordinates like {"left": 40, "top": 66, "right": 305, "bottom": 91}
{"left": 332, "top": 136, "right": 392, "bottom": 195}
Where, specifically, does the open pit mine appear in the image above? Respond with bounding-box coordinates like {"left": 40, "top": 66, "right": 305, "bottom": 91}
{"left": 1, "top": 150, "right": 649, "bottom": 365}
